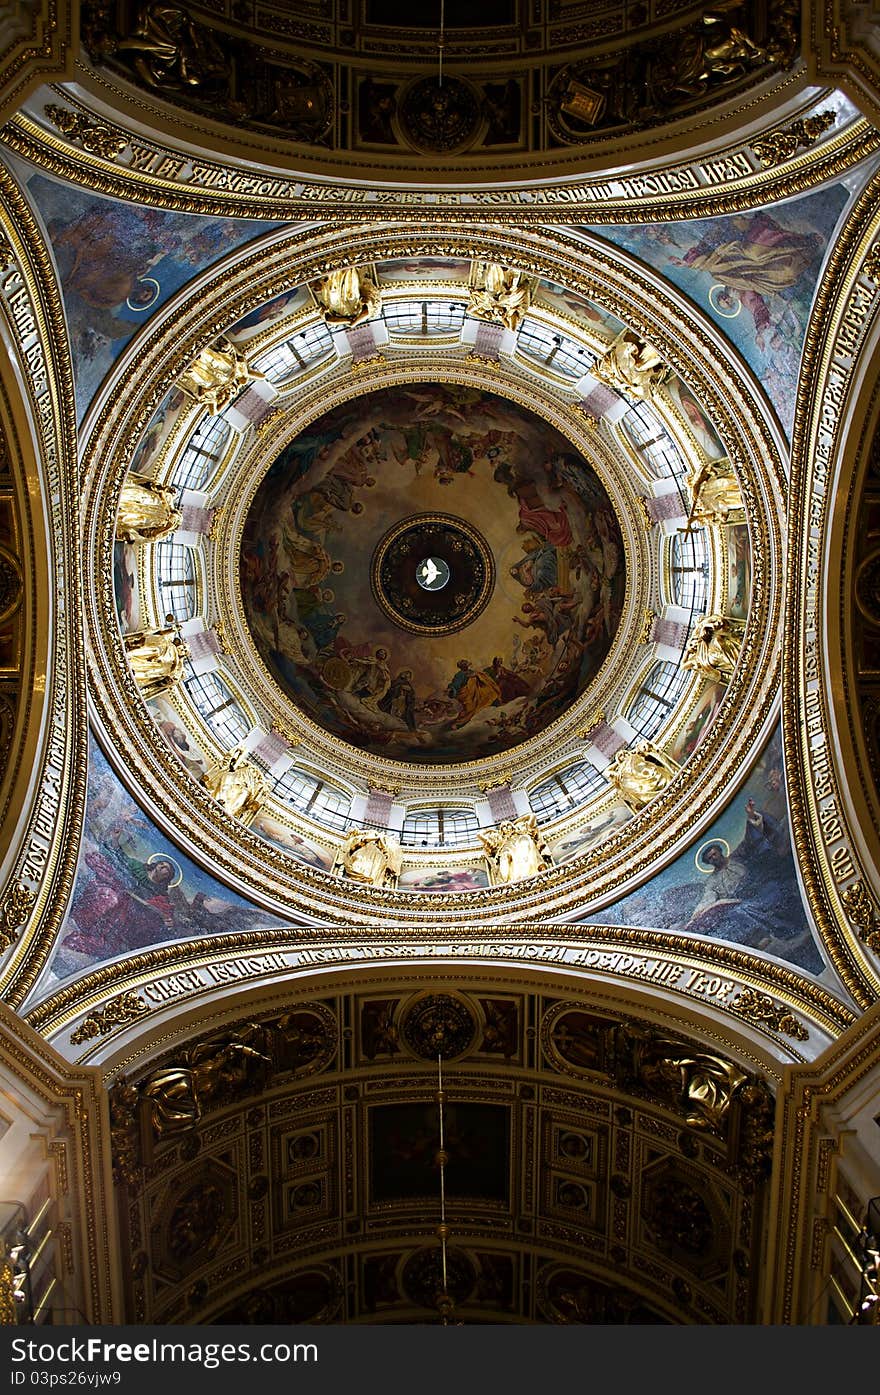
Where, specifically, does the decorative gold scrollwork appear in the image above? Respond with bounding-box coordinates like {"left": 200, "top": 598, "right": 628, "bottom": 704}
{"left": 731, "top": 987, "right": 809, "bottom": 1041}
{"left": 70, "top": 992, "right": 149, "bottom": 1045}
{"left": 0, "top": 881, "right": 35, "bottom": 951}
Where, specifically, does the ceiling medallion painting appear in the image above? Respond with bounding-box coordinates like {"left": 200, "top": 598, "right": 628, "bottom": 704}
{"left": 240, "top": 383, "right": 626, "bottom": 764}
{"left": 371, "top": 514, "right": 495, "bottom": 637}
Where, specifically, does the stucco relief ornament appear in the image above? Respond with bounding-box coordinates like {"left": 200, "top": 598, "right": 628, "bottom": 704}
{"left": 178, "top": 338, "right": 263, "bottom": 414}
{"left": 751, "top": 110, "right": 834, "bottom": 167}
{"left": 313, "top": 266, "right": 382, "bottom": 327}
{"left": 681, "top": 613, "right": 745, "bottom": 681}
{"left": 201, "top": 745, "right": 267, "bottom": 824}
{"left": 123, "top": 626, "right": 189, "bottom": 700}
{"left": 466, "top": 262, "right": 539, "bottom": 332}
{"left": 43, "top": 104, "right": 128, "bottom": 161}
{"left": 479, "top": 813, "right": 554, "bottom": 886}
{"left": 592, "top": 330, "right": 671, "bottom": 401}
{"left": 116, "top": 472, "right": 182, "bottom": 544}
{"left": 605, "top": 741, "right": 679, "bottom": 811}
{"left": 334, "top": 828, "right": 403, "bottom": 888}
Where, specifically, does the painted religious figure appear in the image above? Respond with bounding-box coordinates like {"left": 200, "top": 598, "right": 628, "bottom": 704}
{"left": 240, "top": 383, "right": 626, "bottom": 763}
{"left": 606, "top": 741, "right": 679, "bottom": 811}
{"left": 123, "top": 625, "right": 189, "bottom": 699}
{"left": 681, "top": 613, "right": 744, "bottom": 681}
{"left": 334, "top": 828, "right": 403, "bottom": 887}
{"left": 201, "top": 745, "right": 267, "bottom": 822}
{"left": 116, "top": 471, "right": 182, "bottom": 543}
{"left": 479, "top": 812, "right": 553, "bottom": 885}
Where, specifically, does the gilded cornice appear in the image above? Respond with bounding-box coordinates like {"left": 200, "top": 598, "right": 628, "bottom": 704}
{"left": 25, "top": 920, "right": 853, "bottom": 1058}
{"left": 783, "top": 163, "right": 880, "bottom": 1008}
{"left": 77, "top": 223, "right": 786, "bottom": 939}
{"left": 0, "top": 3, "right": 75, "bottom": 126}
{"left": 0, "top": 167, "right": 88, "bottom": 1011}
{"left": 809, "top": 0, "right": 880, "bottom": 128}
{"left": 2, "top": 84, "right": 877, "bottom": 223}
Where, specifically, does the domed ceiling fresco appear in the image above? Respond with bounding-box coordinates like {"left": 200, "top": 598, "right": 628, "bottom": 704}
{"left": 240, "top": 384, "right": 626, "bottom": 763}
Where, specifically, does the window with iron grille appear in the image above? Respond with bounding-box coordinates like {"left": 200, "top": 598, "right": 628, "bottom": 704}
{"left": 400, "top": 807, "right": 480, "bottom": 848}
{"left": 669, "top": 528, "right": 709, "bottom": 615}
{"left": 621, "top": 402, "right": 683, "bottom": 480}
{"left": 253, "top": 324, "right": 333, "bottom": 382}
{"left": 384, "top": 300, "right": 467, "bottom": 337}
{"left": 627, "top": 660, "right": 691, "bottom": 739}
{"left": 516, "top": 322, "right": 593, "bottom": 380}
{"left": 154, "top": 543, "right": 197, "bottom": 624}
{"left": 272, "top": 765, "right": 351, "bottom": 829}
{"left": 183, "top": 669, "right": 250, "bottom": 747}
{"left": 172, "top": 415, "right": 232, "bottom": 491}
{"left": 529, "top": 762, "right": 606, "bottom": 822}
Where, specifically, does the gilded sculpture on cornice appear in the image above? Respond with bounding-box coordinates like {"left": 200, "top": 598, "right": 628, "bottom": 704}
{"left": 615, "top": 1024, "right": 749, "bottom": 1134}
{"left": 110, "top": 3, "right": 230, "bottom": 94}
{"left": 177, "top": 338, "right": 261, "bottom": 414}
{"left": 647, "top": 13, "right": 768, "bottom": 108}
{"left": 313, "top": 266, "right": 382, "bottom": 327}
{"left": 334, "top": 828, "right": 402, "bottom": 887}
{"left": 116, "top": 471, "right": 182, "bottom": 544}
{"left": 605, "top": 741, "right": 679, "bottom": 811}
{"left": 141, "top": 1067, "right": 201, "bottom": 1138}
{"left": 479, "top": 812, "right": 553, "bottom": 886}
{"left": 592, "top": 329, "right": 671, "bottom": 400}
{"left": 685, "top": 455, "right": 744, "bottom": 527}
{"left": 466, "top": 261, "right": 538, "bottom": 332}
{"left": 123, "top": 626, "right": 189, "bottom": 700}
{"left": 681, "top": 613, "right": 745, "bottom": 682}
{"left": 201, "top": 745, "right": 267, "bottom": 823}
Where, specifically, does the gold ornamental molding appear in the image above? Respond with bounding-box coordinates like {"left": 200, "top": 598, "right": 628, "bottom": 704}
{"left": 24, "top": 921, "right": 854, "bottom": 1061}
{"left": 0, "top": 175, "right": 88, "bottom": 1011}
{"left": 784, "top": 163, "right": 880, "bottom": 1008}
{"left": 763, "top": 1000, "right": 880, "bottom": 1323}
{"left": 0, "top": 3, "right": 76, "bottom": 126}
{"left": 76, "top": 221, "right": 788, "bottom": 940}
{"left": 0, "top": 1001, "right": 122, "bottom": 1323}
{"left": 2, "top": 83, "right": 878, "bottom": 223}
{"left": 809, "top": 0, "right": 880, "bottom": 128}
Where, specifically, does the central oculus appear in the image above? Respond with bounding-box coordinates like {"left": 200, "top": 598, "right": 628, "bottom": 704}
{"left": 417, "top": 557, "right": 449, "bottom": 591}
{"left": 371, "top": 515, "right": 494, "bottom": 635}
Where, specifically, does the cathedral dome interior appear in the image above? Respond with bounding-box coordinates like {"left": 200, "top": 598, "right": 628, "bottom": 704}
{"left": 0, "top": 0, "right": 879, "bottom": 1334}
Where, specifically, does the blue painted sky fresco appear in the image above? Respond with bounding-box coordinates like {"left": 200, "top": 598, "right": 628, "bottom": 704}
{"left": 582, "top": 722, "right": 827, "bottom": 977}
{"left": 42, "top": 736, "right": 292, "bottom": 993}
{"left": 24, "top": 171, "right": 279, "bottom": 420}
{"left": 583, "top": 183, "right": 849, "bottom": 436}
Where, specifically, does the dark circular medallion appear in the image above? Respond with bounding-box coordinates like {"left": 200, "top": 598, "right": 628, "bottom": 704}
{"left": 398, "top": 76, "right": 481, "bottom": 154}
{"left": 401, "top": 992, "right": 477, "bottom": 1060}
{"left": 371, "top": 515, "right": 494, "bottom": 636}
{"left": 401, "top": 1247, "right": 476, "bottom": 1310}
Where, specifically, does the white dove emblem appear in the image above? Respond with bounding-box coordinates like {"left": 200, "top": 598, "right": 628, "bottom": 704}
{"left": 420, "top": 558, "right": 440, "bottom": 586}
